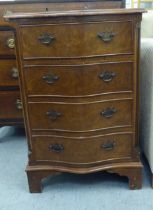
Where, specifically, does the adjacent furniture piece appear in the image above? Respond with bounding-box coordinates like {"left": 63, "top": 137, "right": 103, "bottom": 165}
{"left": 0, "top": 16, "right": 23, "bottom": 126}
{"left": 5, "top": 8, "right": 144, "bottom": 192}
{"left": 0, "top": 0, "right": 125, "bottom": 127}
{"left": 140, "top": 11, "right": 153, "bottom": 188}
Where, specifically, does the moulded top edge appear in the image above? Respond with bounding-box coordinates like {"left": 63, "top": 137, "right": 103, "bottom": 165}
{"left": 3, "top": 8, "right": 146, "bottom": 21}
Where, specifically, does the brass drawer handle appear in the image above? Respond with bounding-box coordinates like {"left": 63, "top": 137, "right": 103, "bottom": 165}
{"left": 7, "top": 37, "right": 15, "bottom": 49}
{"left": 46, "top": 110, "right": 61, "bottom": 120}
{"left": 16, "top": 99, "right": 22, "bottom": 110}
{"left": 97, "top": 32, "right": 116, "bottom": 42}
{"left": 99, "top": 71, "right": 116, "bottom": 82}
{"left": 42, "top": 74, "right": 59, "bottom": 84}
{"left": 38, "top": 33, "right": 55, "bottom": 45}
{"left": 100, "top": 107, "right": 117, "bottom": 118}
{"left": 101, "top": 141, "right": 116, "bottom": 150}
{"left": 11, "top": 67, "right": 19, "bottom": 79}
{"left": 49, "top": 144, "right": 64, "bottom": 153}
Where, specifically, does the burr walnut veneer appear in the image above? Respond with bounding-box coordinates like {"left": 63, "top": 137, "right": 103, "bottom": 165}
{"left": 5, "top": 8, "right": 144, "bottom": 192}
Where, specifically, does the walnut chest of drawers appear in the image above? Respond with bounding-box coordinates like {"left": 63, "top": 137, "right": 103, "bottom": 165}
{"left": 5, "top": 8, "right": 144, "bottom": 193}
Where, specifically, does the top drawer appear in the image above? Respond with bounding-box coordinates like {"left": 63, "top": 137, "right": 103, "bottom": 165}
{"left": 0, "top": 31, "right": 15, "bottom": 56}
{"left": 20, "top": 21, "right": 133, "bottom": 59}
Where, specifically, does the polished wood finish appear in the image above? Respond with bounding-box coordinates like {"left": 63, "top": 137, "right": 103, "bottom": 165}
{"left": 28, "top": 98, "right": 133, "bottom": 131}
{"left": 5, "top": 8, "right": 144, "bottom": 192}
{"left": 0, "top": 0, "right": 125, "bottom": 126}
{"left": 20, "top": 21, "right": 133, "bottom": 58}
{"left": 0, "top": 0, "right": 125, "bottom": 24}
{"left": 6, "top": 8, "right": 145, "bottom": 19}
{"left": 0, "top": 1, "right": 125, "bottom": 20}
{"left": 32, "top": 132, "right": 133, "bottom": 164}
{"left": 24, "top": 62, "right": 133, "bottom": 96}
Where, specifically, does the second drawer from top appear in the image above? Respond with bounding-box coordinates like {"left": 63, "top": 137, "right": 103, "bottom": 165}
{"left": 24, "top": 62, "right": 133, "bottom": 97}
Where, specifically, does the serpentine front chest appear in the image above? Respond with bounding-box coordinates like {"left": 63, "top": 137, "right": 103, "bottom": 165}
{"left": 4, "top": 8, "right": 144, "bottom": 192}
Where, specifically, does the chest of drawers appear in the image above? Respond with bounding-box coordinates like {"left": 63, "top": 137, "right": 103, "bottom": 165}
{"left": 0, "top": 1, "right": 125, "bottom": 126}
{"left": 5, "top": 8, "right": 144, "bottom": 193}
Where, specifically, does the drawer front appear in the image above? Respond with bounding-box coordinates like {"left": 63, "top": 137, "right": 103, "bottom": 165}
{"left": 0, "top": 91, "right": 22, "bottom": 119}
{"left": 0, "top": 31, "right": 15, "bottom": 56}
{"left": 21, "top": 21, "right": 133, "bottom": 58}
{"left": 0, "top": 60, "right": 19, "bottom": 88}
{"left": 29, "top": 99, "right": 133, "bottom": 131}
{"left": 25, "top": 62, "right": 133, "bottom": 96}
{"left": 32, "top": 133, "right": 133, "bottom": 164}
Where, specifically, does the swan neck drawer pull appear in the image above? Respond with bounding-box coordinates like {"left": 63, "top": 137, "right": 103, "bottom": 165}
{"left": 38, "top": 33, "right": 55, "bottom": 45}
{"left": 99, "top": 71, "right": 116, "bottom": 82}
{"left": 49, "top": 144, "right": 64, "bottom": 153}
{"left": 97, "top": 32, "right": 116, "bottom": 42}
{"left": 46, "top": 110, "right": 61, "bottom": 120}
{"left": 101, "top": 142, "right": 116, "bottom": 150}
{"left": 42, "top": 74, "right": 59, "bottom": 84}
{"left": 100, "top": 107, "right": 117, "bottom": 118}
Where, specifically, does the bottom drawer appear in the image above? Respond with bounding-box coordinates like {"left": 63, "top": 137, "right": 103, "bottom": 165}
{"left": 32, "top": 133, "right": 133, "bottom": 165}
{"left": 0, "top": 91, "right": 22, "bottom": 120}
